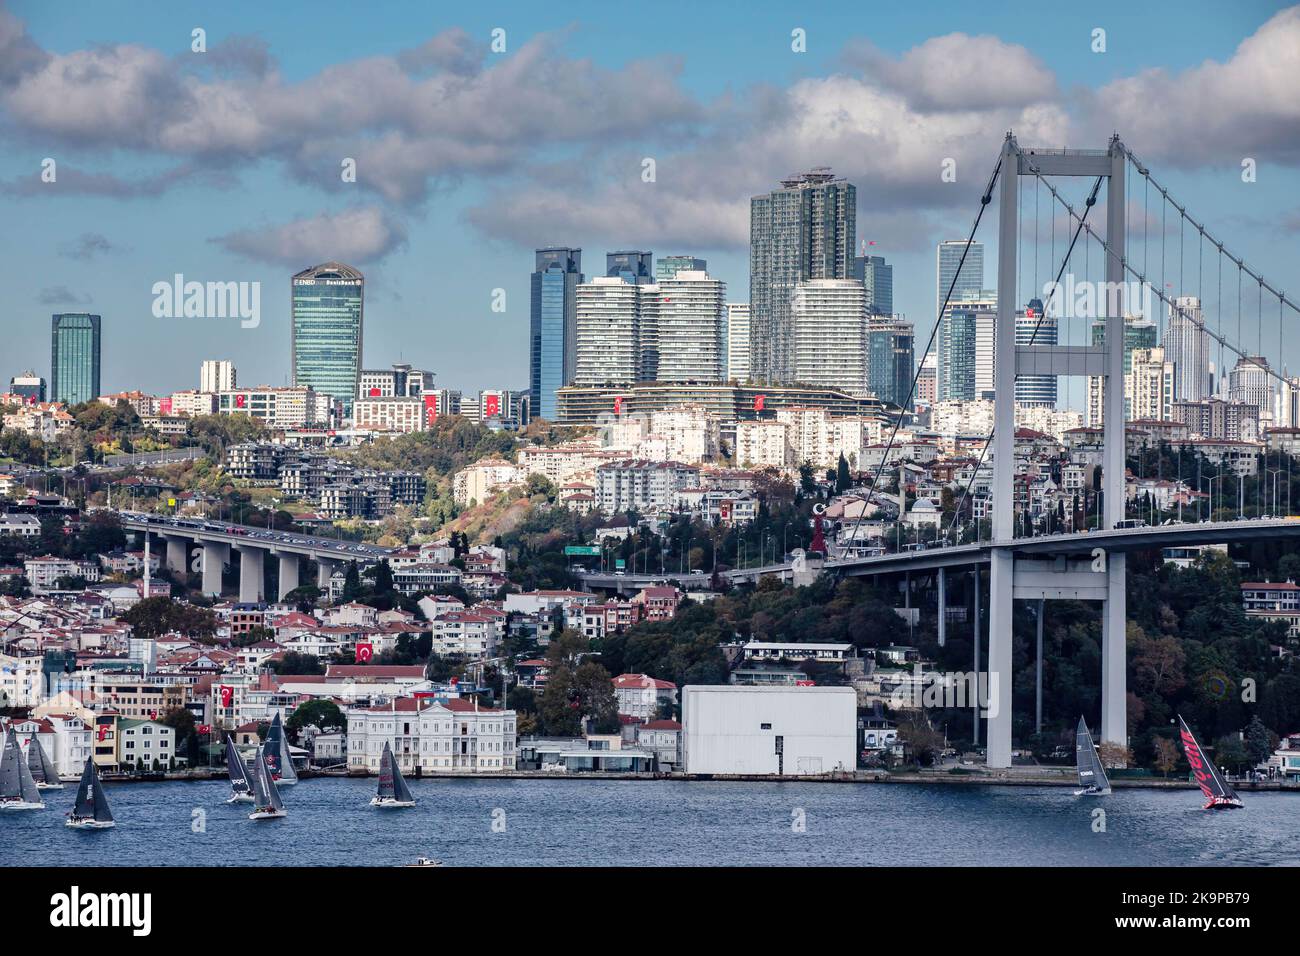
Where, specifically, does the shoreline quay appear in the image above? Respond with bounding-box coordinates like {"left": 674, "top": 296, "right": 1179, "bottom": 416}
{"left": 92, "top": 767, "right": 1300, "bottom": 793}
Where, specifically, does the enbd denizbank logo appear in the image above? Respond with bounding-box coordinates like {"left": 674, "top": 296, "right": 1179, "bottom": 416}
{"left": 49, "top": 886, "right": 152, "bottom": 937}
{"left": 152, "top": 273, "right": 261, "bottom": 328}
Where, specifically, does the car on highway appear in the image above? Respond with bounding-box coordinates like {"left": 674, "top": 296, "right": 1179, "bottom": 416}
{"left": 1113, "top": 519, "right": 1148, "bottom": 529}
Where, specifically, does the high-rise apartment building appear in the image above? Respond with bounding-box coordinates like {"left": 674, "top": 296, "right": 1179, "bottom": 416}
{"left": 574, "top": 277, "right": 647, "bottom": 387}
{"left": 656, "top": 256, "right": 707, "bottom": 281}
{"left": 749, "top": 169, "right": 856, "bottom": 384}
{"left": 1087, "top": 315, "right": 1158, "bottom": 425}
{"left": 50, "top": 313, "right": 101, "bottom": 406}
{"left": 1164, "top": 296, "right": 1210, "bottom": 403}
{"left": 655, "top": 271, "right": 725, "bottom": 383}
{"left": 200, "top": 360, "right": 236, "bottom": 393}
{"left": 291, "top": 262, "right": 364, "bottom": 413}
{"left": 867, "top": 316, "right": 915, "bottom": 407}
{"left": 916, "top": 350, "right": 938, "bottom": 406}
{"left": 530, "top": 247, "right": 583, "bottom": 421}
{"left": 852, "top": 253, "right": 894, "bottom": 315}
{"left": 1129, "top": 346, "right": 1175, "bottom": 422}
{"left": 726, "top": 304, "right": 751, "bottom": 383}
{"left": 790, "top": 279, "right": 868, "bottom": 395}
{"left": 936, "top": 240, "right": 985, "bottom": 315}
{"left": 358, "top": 363, "right": 434, "bottom": 399}
{"left": 1228, "top": 356, "right": 1273, "bottom": 424}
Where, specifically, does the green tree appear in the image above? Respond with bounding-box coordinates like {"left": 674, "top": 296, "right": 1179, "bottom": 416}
{"left": 286, "top": 699, "right": 345, "bottom": 741}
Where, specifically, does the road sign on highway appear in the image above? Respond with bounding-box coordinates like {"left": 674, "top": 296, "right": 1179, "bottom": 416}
{"left": 564, "top": 545, "right": 600, "bottom": 556}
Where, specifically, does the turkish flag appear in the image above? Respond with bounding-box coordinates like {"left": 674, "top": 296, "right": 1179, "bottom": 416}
{"left": 613, "top": 396, "right": 623, "bottom": 415}
{"left": 369, "top": 387, "right": 381, "bottom": 397}
{"left": 96, "top": 724, "right": 108, "bottom": 741}
{"left": 450, "top": 676, "right": 458, "bottom": 687}
{"left": 197, "top": 725, "right": 211, "bottom": 734}
{"left": 754, "top": 395, "right": 765, "bottom": 412}
{"left": 235, "top": 395, "right": 246, "bottom": 408}
{"left": 219, "top": 685, "right": 233, "bottom": 708}
{"left": 355, "top": 643, "right": 373, "bottom": 663}
{"left": 485, "top": 394, "right": 501, "bottom": 418}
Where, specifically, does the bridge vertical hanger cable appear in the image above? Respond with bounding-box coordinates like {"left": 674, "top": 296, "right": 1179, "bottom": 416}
{"left": 842, "top": 157, "right": 1004, "bottom": 552}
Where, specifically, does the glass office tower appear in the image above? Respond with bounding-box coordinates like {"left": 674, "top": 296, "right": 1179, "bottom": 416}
{"left": 530, "top": 248, "right": 583, "bottom": 420}
{"left": 291, "top": 262, "right": 364, "bottom": 414}
{"left": 853, "top": 254, "right": 894, "bottom": 316}
{"left": 50, "top": 313, "right": 101, "bottom": 405}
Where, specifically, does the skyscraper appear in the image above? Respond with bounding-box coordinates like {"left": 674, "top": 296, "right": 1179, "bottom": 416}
{"left": 530, "top": 247, "right": 583, "bottom": 420}
{"left": 1087, "top": 314, "right": 1158, "bottom": 424}
{"left": 938, "top": 292, "right": 997, "bottom": 401}
{"left": 868, "top": 316, "right": 915, "bottom": 407}
{"left": 605, "top": 251, "right": 654, "bottom": 284}
{"left": 852, "top": 253, "right": 894, "bottom": 315}
{"left": 200, "top": 359, "right": 236, "bottom": 393}
{"left": 656, "top": 256, "right": 707, "bottom": 281}
{"left": 574, "top": 277, "right": 645, "bottom": 386}
{"left": 1014, "top": 298, "right": 1056, "bottom": 407}
{"left": 726, "top": 304, "right": 751, "bottom": 383}
{"left": 750, "top": 168, "right": 856, "bottom": 384}
{"left": 50, "top": 313, "right": 101, "bottom": 405}
{"left": 655, "top": 270, "right": 725, "bottom": 383}
{"left": 791, "top": 279, "right": 868, "bottom": 394}
{"left": 291, "top": 262, "right": 364, "bottom": 413}
{"left": 1163, "top": 296, "right": 1211, "bottom": 403}
{"left": 936, "top": 240, "right": 985, "bottom": 315}
{"left": 1228, "top": 356, "right": 1273, "bottom": 423}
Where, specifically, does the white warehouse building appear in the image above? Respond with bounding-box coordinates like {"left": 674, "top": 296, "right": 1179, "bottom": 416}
{"left": 681, "top": 685, "right": 856, "bottom": 776}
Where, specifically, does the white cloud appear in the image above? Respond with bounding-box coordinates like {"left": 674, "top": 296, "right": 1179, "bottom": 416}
{"left": 212, "top": 206, "right": 407, "bottom": 265}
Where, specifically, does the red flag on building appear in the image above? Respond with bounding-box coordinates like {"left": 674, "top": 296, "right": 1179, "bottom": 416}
{"left": 613, "top": 396, "right": 623, "bottom": 415}
{"left": 355, "top": 642, "right": 373, "bottom": 663}
{"left": 96, "top": 724, "right": 108, "bottom": 741}
{"left": 754, "top": 394, "right": 765, "bottom": 412}
{"left": 219, "top": 684, "right": 234, "bottom": 708}
{"left": 197, "top": 725, "right": 211, "bottom": 735}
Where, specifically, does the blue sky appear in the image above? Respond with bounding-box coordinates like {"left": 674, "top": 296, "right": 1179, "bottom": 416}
{"left": 2, "top": 0, "right": 1297, "bottom": 404}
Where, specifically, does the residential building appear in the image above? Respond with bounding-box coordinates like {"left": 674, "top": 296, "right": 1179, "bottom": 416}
{"left": 656, "top": 270, "right": 726, "bottom": 383}
{"left": 1087, "top": 314, "right": 1158, "bottom": 425}
{"left": 1014, "top": 298, "right": 1056, "bottom": 407}
{"left": 1241, "top": 580, "right": 1300, "bottom": 637}
{"left": 9, "top": 371, "right": 45, "bottom": 403}
{"left": 750, "top": 169, "right": 856, "bottom": 384}
{"left": 346, "top": 696, "right": 517, "bottom": 772}
{"left": 594, "top": 459, "right": 699, "bottom": 514}
{"left": 200, "top": 360, "right": 236, "bottom": 393}
{"left": 613, "top": 673, "right": 678, "bottom": 721}
{"left": 734, "top": 419, "right": 791, "bottom": 468}
{"left": 791, "top": 279, "right": 868, "bottom": 394}
{"left": 574, "top": 277, "right": 648, "bottom": 386}
{"left": 726, "top": 303, "right": 751, "bottom": 382}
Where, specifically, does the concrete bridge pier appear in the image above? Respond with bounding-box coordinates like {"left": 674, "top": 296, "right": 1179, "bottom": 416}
{"left": 937, "top": 567, "right": 946, "bottom": 647}
{"left": 316, "top": 557, "right": 341, "bottom": 599}
{"left": 985, "top": 549, "right": 1014, "bottom": 768}
{"left": 237, "top": 546, "right": 265, "bottom": 603}
{"left": 202, "top": 541, "right": 229, "bottom": 597}
{"left": 1102, "top": 552, "right": 1127, "bottom": 749}
{"left": 277, "top": 552, "right": 300, "bottom": 601}
{"left": 163, "top": 534, "right": 189, "bottom": 574}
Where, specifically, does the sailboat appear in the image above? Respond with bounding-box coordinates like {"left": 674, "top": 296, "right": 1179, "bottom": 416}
{"left": 1074, "top": 716, "right": 1112, "bottom": 796}
{"left": 263, "top": 713, "right": 298, "bottom": 785}
{"left": 1177, "top": 715, "right": 1244, "bottom": 810}
{"left": 248, "top": 745, "right": 286, "bottom": 820}
{"left": 27, "top": 735, "right": 63, "bottom": 790}
{"left": 66, "top": 756, "right": 114, "bottom": 828}
{"left": 370, "top": 742, "right": 416, "bottom": 808}
{"left": 1, "top": 727, "right": 44, "bottom": 810}
{"left": 225, "top": 735, "right": 254, "bottom": 803}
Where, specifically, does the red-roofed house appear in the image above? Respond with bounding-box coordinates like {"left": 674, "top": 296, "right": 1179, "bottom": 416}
{"left": 613, "top": 673, "right": 677, "bottom": 721}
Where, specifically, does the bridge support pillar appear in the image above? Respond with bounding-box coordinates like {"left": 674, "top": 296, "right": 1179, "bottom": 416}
{"left": 986, "top": 548, "right": 1014, "bottom": 769}
{"left": 163, "top": 534, "right": 188, "bottom": 574}
{"left": 277, "top": 553, "right": 300, "bottom": 601}
{"left": 1102, "top": 552, "right": 1127, "bottom": 750}
{"left": 316, "top": 558, "right": 341, "bottom": 599}
{"left": 937, "top": 567, "right": 946, "bottom": 647}
{"left": 202, "top": 541, "right": 229, "bottom": 597}
{"left": 237, "top": 547, "right": 265, "bottom": 603}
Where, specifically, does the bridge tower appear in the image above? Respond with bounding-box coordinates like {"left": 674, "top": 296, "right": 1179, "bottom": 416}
{"left": 986, "top": 135, "right": 1128, "bottom": 767}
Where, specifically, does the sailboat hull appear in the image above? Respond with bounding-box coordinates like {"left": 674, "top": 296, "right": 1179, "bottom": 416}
{"left": 66, "top": 817, "right": 114, "bottom": 829}
{"left": 1, "top": 799, "right": 45, "bottom": 811}
{"left": 370, "top": 797, "right": 415, "bottom": 808}
{"left": 1205, "top": 796, "right": 1244, "bottom": 810}
{"left": 226, "top": 792, "right": 255, "bottom": 803}
{"left": 36, "top": 782, "right": 64, "bottom": 790}
{"left": 271, "top": 777, "right": 297, "bottom": 786}
{"left": 1073, "top": 787, "right": 1111, "bottom": 796}
{"left": 248, "top": 809, "right": 286, "bottom": 820}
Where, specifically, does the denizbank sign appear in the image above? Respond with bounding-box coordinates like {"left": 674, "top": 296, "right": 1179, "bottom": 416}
{"left": 294, "top": 278, "right": 362, "bottom": 286}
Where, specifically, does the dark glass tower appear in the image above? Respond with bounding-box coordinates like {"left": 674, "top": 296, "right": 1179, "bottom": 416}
{"left": 291, "top": 262, "right": 364, "bottom": 414}
{"left": 50, "top": 313, "right": 101, "bottom": 405}
{"left": 605, "top": 251, "right": 654, "bottom": 285}
{"left": 530, "top": 248, "right": 583, "bottom": 421}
